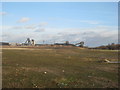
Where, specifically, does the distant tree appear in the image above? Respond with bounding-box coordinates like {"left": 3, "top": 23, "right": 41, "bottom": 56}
{"left": 95, "top": 43, "right": 120, "bottom": 50}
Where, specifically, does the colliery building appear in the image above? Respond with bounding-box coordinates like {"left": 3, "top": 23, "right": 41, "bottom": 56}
{"left": 54, "top": 43, "right": 75, "bottom": 46}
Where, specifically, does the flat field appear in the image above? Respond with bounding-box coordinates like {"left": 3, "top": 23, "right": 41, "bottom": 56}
{"left": 2, "top": 46, "right": 119, "bottom": 88}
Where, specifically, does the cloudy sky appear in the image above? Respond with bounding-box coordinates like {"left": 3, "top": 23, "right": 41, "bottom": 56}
{"left": 0, "top": 2, "right": 118, "bottom": 47}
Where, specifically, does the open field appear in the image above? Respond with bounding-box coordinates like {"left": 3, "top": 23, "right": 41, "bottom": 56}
{"left": 2, "top": 46, "right": 119, "bottom": 88}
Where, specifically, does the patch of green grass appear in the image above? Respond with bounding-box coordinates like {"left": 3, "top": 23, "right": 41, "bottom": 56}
{"left": 2, "top": 47, "right": 119, "bottom": 88}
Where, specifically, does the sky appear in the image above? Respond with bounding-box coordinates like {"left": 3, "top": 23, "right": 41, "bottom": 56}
{"left": 0, "top": 2, "right": 118, "bottom": 47}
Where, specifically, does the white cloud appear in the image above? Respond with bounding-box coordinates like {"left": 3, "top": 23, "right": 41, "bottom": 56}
{"left": 0, "top": 12, "right": 7, "bottom": 15}
{"left": 2, "top": 32, "right": 38, "bottom": 43}
{"left": 11, "top": 26, "right": 24, "bottom": 29}
{"left": 2, "top": 25, "right": 118, "bottom": 47}
{"left": 34, "top": 28, "right": 45, "bottom": 32}
{"left": 39, "top": 22, "right": 48, "bottom": 27}
{"left": 18, "top": 17, "right": 30, "bottom": 23}
{"left": 43, "top": 26, "right": 118, "bottom": 46}
{"left": 1, "top": 25, "right": 24, "bottom": 30}
{"left": 46, "top": 29, "right": 118, "bottom": 47}
{"left": 24, "top": 24, "right": 36, "bottom": 30}
{"left": 80, "top": 20, "right": 100, "bottom": 24}
{"left": 1, "top": 26, "right": 11, "bottom": 30}
{"left": 1, "top": 23, "right": 48, "bottom": 32}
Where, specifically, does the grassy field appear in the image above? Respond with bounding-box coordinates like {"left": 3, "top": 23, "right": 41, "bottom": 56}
{"left": 2, "top": 46, "right": 119, "bottom": 88}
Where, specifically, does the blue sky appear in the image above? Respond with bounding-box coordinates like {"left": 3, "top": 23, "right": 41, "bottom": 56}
{"left": 1, "top": 2, "right": 118, "bottom": 47}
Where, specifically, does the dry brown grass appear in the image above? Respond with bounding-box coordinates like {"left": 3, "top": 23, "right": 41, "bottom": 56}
{"left": 2, "top": 46, "right": 119, "bottom": 88}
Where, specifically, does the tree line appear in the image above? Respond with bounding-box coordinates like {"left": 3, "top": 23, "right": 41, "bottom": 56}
{"left": 91, "top": 43, "right": 120, "bottom": 50}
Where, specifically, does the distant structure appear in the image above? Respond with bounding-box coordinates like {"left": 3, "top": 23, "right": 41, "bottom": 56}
{"left": 54, "top": 41, "right": 75, "bottom": 46}
{"left": 31, "top": 39, "right": 35, "bottom": 45}
{"left": 10, "top": 43, "right": 17, "bottom": 46}
{"left": 75, "top": 41, "right": 84, "bottom": 47}
{"left": 1, "top": 39, "right": 85, "bottom": 48}
{"left": 25, "top": 38, "right": 31, "bottom": 45}
{"left": 65, "top": 41, "right": 69, "bottom": 45}
{"left": 22, "top": 38, "right": 35, "bottom": 46}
